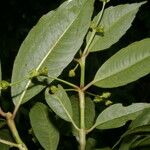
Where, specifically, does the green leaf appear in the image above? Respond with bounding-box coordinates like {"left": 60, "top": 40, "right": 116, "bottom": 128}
{"left": 118, "top": 126, "right": 150, "bottom": 150}
{"left": 45, "top": 85, "right": 73, "bottom": 122}
{"left": 131, "top": 136, "right": 150, "bottom": 149}
{"left": 94, "top": 103, "right": 150, "bottom": 129}
{"left": 118, "top": 136, "right": 138, "bottom": 150}
{"left": 93, "top": 38, "right": 150, "bottom": 88}
{"left": 86, "top": 138, "right": 96, "bottom": 150}
{"left": 11, "top": 0, "right": 94, "bottom": 105}
{"left": 113, "top": 109, "right": 150, "bottom": 149}
{"left": 29, "top": 102, "right": 59, "bottom": 150}
{"left": 87, "top": 2, "right": 146, "bottom": 52}
{"left": 129, "top": 108, "right": 150, "bottom": 129}
{"left": 122, "top": 125, "right": 150, "bottom": 138}
{"left": 0, "top": 129, "right": 14, "bottom": 150}
{"left": 71, "top": 95, "right": 95, "bottom": 129}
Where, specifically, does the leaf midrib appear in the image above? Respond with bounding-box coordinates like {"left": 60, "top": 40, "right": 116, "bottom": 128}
{"left": 17, "top": 0, "right": 88, "bottom": 104}
{"left": 103, "top": 4, "right": 139, "bottom": 33}
{"left": 53, "top": 94, "right": 73, "bottom": 122}
{"left": 91, "top": 4, "right": 141, "bottom": 49}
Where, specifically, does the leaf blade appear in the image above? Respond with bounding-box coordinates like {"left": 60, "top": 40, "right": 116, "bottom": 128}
{"left": 11, "top": 0, "right": 94, "bottom": 105}
{"left": 93, "top": 38, "right": 150, "bottom": 88}
{"left": 87, "top": 2, "right": 146, "bottom": 52}
{"left": 45, "top": 85, "right": 73, "bottom": 122}
{"left": 95, "top": 103, "right": 150, "bottom": 129}
{"left": 29, "top": 102, "right": 59, "bottom": 150}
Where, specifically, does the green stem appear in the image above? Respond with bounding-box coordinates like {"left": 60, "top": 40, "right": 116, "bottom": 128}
{"left": 12, "top": 75, "right": 78, "bottom": 118}
{"left": 6, "top": 112, "right": 28, "bottom": 150}
{"left": 82, "top": 1, "right": 106, "bottom": 56}
{"left": 47, "top": 76, "right": 78, "bottom": 89}
{"left": 78, "top": 89, "right": 86, "bottom": 150}
{"left": 83, "top": 81, "right": 94, "bottom": 91}
{"left": 79, "top": 56, "right": 86, "bottom": 88}
{"left": 86, "top": 124, "right": 96, "bottom": 134}
{"left": 85, "top": 91, "right": 99, "bottom": 97}
{"left": 0, "top": 138, "right": 20, "bottom": 148}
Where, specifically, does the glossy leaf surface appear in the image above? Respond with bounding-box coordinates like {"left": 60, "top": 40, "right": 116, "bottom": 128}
{"left": 30, "top": 102, "right": 59, "bottom": 150}
{"left": 87, "top": 2, "right": 146, "bottom": 52}
{"left": 93, "top": 39, "right": 150, "bottom": 88}
{"left": 12, "top": 0, "right": 94, "bottom": 105}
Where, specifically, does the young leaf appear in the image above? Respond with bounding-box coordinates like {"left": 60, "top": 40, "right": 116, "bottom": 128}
{"left": 45, "top": 85, "right": 73, "bottom": 122}
{"left": 93, "top": 38, "right": 150, "bottom": 88}
{"left": 94, "top": 103, "right": 150, "bottom": 129}
{"left": 11, "top": 0, "right": 94, "bottom": 105}
{"left": 29, "top": 102, "right": 59, "bottom": 150}
{"left": 87, "top": 2, "right": 146, "bottom": 52}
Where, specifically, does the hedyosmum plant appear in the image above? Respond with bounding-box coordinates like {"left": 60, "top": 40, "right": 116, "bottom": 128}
{"left": 0, "top": 0, "right": 150, "bottom": 149}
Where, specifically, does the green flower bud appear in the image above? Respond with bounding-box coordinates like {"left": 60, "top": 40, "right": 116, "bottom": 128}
{"left": 105, "top": 100, "right": 113, "bottom": 106}
{"left": 93, "top": 96, "right": 103, "bottom": 103}
{"left": 50, "top": 85, "right": 58, "bottom": 94}
{"left": 39, "top": 67, "right": 48, "bottom": 76}
{"left": 0, "top": 80, "right": 10, "bottom": 90}
{"left": 96, "top": 26, "right": 104, "bottom": 33}
{"left": 29, "top": 69, "right": 39, "bottom": 79}
{"left": 69, "top": 69, "right": 75, "bottom": 77}
{"left": 90, "top": 21, "right": 97, "bottom": 30}
{"left": 101, "top": 92, "right": 111, "bottom": 99}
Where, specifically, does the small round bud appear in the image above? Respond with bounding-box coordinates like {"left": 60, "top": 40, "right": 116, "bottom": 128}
{"left": 50, "top": 85, "right": 58, "bottom": 94}
{"left": 39, "top": 67, "right": 48, "bottom": 76}
{"left": 0, "top": 80, "right": 10, "bottom": 90}
{"left": 90, "top": 21, "right": 97, "bottom": 30}
{"left": 96, "top": 26, "right": 104, "bottom": 33}
{"left": 101, "top": 92, "right": 111, "bottom": 99}
{"left": 93, "top": 97, "right": 103, "bottom": 103}
{"left": 29, "top": 69, "right": 39, "bottom": 79}
{"left": 105, "top": 100, "right": 113, "bottom": 106}
{"left": 69, "top": 69, "right": 75, "bottom": 77}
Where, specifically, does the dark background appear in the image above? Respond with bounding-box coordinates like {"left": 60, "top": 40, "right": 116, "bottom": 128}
{"left": 0, "top": 0, "right": 149, "bottom": 149}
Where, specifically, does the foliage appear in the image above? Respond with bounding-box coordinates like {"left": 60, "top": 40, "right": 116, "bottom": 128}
{"left": 0, "top": 0, "right": 150, "bottom": 150}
